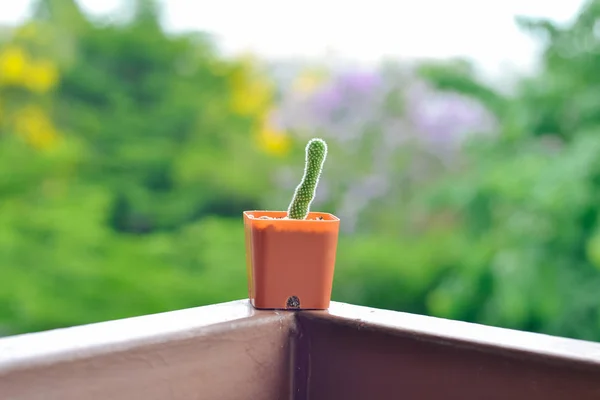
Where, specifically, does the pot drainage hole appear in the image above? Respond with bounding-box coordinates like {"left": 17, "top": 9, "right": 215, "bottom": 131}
{"left": 286, "top": 296, "right": 300, "bottom": 309}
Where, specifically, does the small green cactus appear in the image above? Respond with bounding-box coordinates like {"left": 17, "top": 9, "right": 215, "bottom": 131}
{"left": 287, "top": 138, "right": 328, "bottom": 220}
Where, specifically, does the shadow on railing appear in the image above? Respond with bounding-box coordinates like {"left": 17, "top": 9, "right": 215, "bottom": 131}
{"left": 1, "top": 300, "right": 600, "bottom": 399}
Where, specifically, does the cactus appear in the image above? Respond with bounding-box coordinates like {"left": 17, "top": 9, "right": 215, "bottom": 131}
{"left": 287, "top": 138, "right": 328, "bottom": 220}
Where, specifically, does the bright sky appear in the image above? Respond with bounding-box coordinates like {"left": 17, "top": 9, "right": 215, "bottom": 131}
{"left": 0, "top": 0, "right": 586, "bottom": 78}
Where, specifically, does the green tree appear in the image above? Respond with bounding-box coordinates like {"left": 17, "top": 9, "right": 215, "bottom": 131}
{"left": 0, "top": 0, "right": 280, "bottom": 335}
{"left": 400, "top": 0, "right": 600, "bottom": 341}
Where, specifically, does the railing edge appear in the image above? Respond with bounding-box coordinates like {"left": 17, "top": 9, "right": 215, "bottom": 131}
{"left": 303, "top": 301, "right": 600, "bottom": 367}
{"left": 0, "top": 299, "right": 287, "bottom": 373}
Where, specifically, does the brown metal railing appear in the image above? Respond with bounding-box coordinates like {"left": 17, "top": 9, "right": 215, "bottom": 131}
{"left": 1, "top": 300, "right": 600, "bottom": 399}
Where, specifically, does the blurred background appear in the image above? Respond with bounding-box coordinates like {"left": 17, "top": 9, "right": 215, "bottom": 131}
{"left": 2, "top": 0, "right": 600, "bottom": 341}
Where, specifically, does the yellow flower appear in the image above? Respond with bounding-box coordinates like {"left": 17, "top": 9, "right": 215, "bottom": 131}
{"left": 228, "top": 54, "right": 288, "bottom": 156}
{"left": 256, "top": 113, "right": 290, "bottom": 156}
{"left": 229, "top": 55, "right": 274, "bottom": 117}
{"left": 292, "top": 69, "right": 328, "bottom": 94}
{"left": 230, "top": 71, "right": 273, "bottom": 116}
{"left": 27, "top": 126, "right": 58, "bottom": 149}
{"left": 0, "top": 46, "right": 27, "bottom": 85}
{"left": 0, "top": 44, "right": 59, "bottom": 92}
{"left": 24, "top": 59, "right": 59, "bottom": 93}
{"left": 13, "top": 105, "right": 59, "bottom": 150}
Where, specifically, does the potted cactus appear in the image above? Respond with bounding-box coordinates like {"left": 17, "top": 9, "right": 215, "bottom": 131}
{"left": 243, "top": 138, "right": 340, "bottom": 310}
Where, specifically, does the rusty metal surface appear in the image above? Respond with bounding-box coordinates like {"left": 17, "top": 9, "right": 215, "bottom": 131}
{"left": 2, "top": 299, "right": 600, "bottom": 399}
{"left": 0, "top": 300, "right": 294, "bottom": 400}
{"left": 297, "top": 302, "right": 600, "bottom": 400}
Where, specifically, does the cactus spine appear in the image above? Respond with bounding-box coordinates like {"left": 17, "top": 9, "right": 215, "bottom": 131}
{"left": 287, "top": 138, "right": 328, "bottom": 220}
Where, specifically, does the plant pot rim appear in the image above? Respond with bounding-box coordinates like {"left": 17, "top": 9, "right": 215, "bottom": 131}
{"left": 243, "top": 210, "right": 340, "bottom": 222}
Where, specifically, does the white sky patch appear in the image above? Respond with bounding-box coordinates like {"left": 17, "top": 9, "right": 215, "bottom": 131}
{"left": 0, "top": 0, "right": 585, "bottom": 79}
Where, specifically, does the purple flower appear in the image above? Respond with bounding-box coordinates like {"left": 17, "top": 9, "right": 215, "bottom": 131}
{"left": 270, "top": 67, "right": 497, "bottom": 233}
{"left": 407, "top": 82, "right": 496, "bottom": 144}
{"left": 310, "top": 69, "right": 383, "bottom": 124}
{"left": 312, "top": 86, "right": 343, "bottom": 116}
{"left": 337, "top": 70, "right": 382, "bottom": 93}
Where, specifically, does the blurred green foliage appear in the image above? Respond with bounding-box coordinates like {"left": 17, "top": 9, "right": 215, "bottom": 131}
{"left": 407, "top": 0, "right": 600, "bottom": 340}
{"left": 3, "top": 0, "right": 600, "bottom": 343}
{"left": 0, "top": 0, "right": 275, "bottom": 334}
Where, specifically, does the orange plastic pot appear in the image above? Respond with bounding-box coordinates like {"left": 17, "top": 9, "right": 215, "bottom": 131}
{"left": 243, "top": 211, "right": 340, "bottom": 310}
